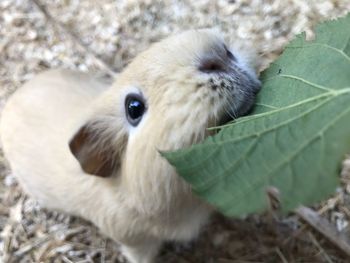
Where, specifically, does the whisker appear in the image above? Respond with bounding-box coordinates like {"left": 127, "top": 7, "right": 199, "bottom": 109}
{"left": 223, "top": 89, "right": 238, "bottom": 120}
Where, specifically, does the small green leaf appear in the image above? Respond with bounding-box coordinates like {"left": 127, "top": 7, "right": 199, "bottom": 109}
{"left": 164, "top": 14, "right": 350, "bottom": 217}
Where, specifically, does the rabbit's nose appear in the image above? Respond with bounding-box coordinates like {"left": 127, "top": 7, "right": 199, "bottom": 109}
{"left": 198, "top": 46, "right": 236, "bottom": 74}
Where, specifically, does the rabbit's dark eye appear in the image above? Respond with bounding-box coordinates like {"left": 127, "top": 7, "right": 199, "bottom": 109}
{"left": 125, "top": 94, "right": 146, "bottom": 126}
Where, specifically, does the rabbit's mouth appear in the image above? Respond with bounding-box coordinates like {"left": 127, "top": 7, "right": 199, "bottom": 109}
{"left": 197, "top": 45, "right": 261, "bottom": 123}
{"left": 207, "top": 69, "right": 261, "bottom": 126}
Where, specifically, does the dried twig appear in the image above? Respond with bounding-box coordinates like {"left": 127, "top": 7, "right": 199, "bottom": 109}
{"left": 340, "top": 206, "right": 350, "bottom": 219}
{"left": 30, "top": 0, "right": 118, "bottom": 78}
{"left": 284, "top": 195, "right": 342, "bottom": 245}
{"left": 1, "top": 224, "right": 13, "bottom": 261}
{"left": 295, "top": 206, "right": 350, "bottom": 258}
{"left": 14, "top": 234, "right": 54, "bottom": 257}
{"left": 62, "top": 256, "right": 74, "bottom": 263}
{"left": 275, "top": 247, "right": 289, "bottom": 263}
{"left": 308, "top": 231, "right": 334, "bottom": 263}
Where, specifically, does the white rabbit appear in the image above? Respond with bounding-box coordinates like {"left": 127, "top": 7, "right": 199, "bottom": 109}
{"left": 0, "top": 29, "right": 261, "bottom": 263}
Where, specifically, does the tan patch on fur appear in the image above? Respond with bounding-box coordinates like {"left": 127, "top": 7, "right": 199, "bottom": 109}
{"left": 69, "top": 125, "right": 116, "bottom": 178}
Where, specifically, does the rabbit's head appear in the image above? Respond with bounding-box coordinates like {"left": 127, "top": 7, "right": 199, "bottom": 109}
{"left": 69, "top": 29, "right": 261, "bottom": 212}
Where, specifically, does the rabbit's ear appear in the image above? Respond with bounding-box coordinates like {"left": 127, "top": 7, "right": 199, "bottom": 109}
{"left": 69, "top": 121, "right": 117, "bottom": 178}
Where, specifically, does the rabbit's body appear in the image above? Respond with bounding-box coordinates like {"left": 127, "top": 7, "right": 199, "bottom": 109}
{"left": 1, "top": 70, "right": 108, "bottom": 208}
{"left": 1, "top": 30, "right": 261, "bottom": 263}
{"left": 1, "top": 69, "right": 208, "bottom": 259}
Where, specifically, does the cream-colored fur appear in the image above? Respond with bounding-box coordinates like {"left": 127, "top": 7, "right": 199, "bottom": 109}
{"left": 1, "top": 29, "right": 260, "bottom": 263}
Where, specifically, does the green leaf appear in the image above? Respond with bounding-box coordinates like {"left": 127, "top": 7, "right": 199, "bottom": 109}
{"left": 164, "top": 14, "right": 350, "bottom": 217}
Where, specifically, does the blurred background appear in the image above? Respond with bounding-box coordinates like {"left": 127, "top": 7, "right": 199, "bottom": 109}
{"left": 1, "top": 0, "right": 350, "bottom": 262}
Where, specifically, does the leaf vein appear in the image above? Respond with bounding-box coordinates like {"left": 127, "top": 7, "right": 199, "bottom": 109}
{"left": 279, "top": 74, "right": 332, "bottom": 92}
{"left": 255, "top": 103, "right": 279, "bottom": 110}
{"left": 221, "top": 105, "right": 350, "bottom": 210}
{"left": 207, "top": 88, "right": 350, "bottom": 142}
{"left": 287, "top": 42, "right": 350, "bottom": 62}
